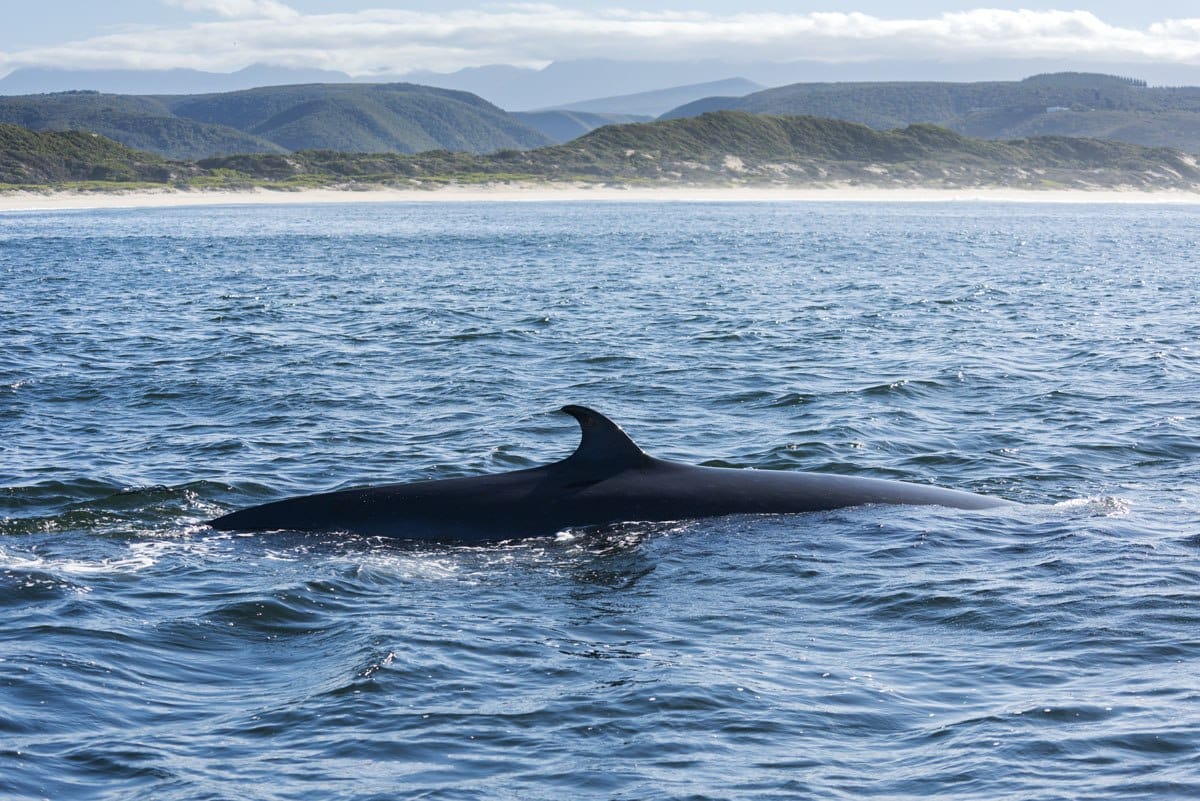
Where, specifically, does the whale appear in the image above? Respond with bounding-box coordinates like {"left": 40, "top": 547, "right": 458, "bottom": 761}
{"left": 210, "top": 405, "right": 1013, "bottom": 541}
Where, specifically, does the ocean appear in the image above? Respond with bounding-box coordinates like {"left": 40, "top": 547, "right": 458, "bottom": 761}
{"left": 2, "top": 199, "right": 1198, "bottom": 799}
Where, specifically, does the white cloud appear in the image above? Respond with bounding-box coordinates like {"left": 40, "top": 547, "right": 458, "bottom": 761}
{"left": 1, "top": 6, "right": 1199, "bottom": 77}
{"left": 166, "top": 0, "right": 298, "bottom": 20}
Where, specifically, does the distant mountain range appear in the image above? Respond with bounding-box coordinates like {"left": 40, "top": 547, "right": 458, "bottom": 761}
{"left": 0, "top": 61, "right": 769, "bottom": 110}
{"left": 7, "top": 58, "right": 1200, "bottom": 109}
{"left": 0, "top": 65, "right": 356, "bottom": 97}
{"left": 401, "top": 61, "right": 772, "bottom": 111}
{"left": 404, "top": 58, "right": 1200, "bottom": 108}
{"left": 663, "top": 73, "right": 1200, "bottom": 153}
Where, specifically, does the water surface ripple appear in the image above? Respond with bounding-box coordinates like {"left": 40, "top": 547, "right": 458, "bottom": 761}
{"left": 2, "top": 201, "right": 1198, "bottom": 800}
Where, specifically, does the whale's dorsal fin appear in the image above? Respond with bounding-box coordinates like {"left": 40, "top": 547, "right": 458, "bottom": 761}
{"left": 560, "top": 405, "right": 649, "bottom": 470}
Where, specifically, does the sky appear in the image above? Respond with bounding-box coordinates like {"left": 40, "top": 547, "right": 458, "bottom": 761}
{"left": 2, "top": 1, "right": 1199, "bottom": 77}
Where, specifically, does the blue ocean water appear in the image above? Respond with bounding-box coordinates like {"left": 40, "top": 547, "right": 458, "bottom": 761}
{"left": 1, "top": 199, "right": 1198, "bottom": 800}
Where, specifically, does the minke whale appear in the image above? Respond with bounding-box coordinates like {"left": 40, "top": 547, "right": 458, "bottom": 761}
{"left": 210, "top": 405, "right": 1013, "bottom": 541}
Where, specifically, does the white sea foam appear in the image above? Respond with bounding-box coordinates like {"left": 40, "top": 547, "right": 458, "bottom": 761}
{"left": 1052, "top": 496, "right": 1132, "bottom": 517}
{"left": 0, "top": 545, "right": 153, "bottom": 576}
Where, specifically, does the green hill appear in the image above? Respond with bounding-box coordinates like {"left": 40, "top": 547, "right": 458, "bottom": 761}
{"left": 197, "top": 111, "right": 1200, "bottom": 190}
{"left": 162, "top": 83, "right": 554, "bottom": 153}
{"left": 5, "top": 112, "right": 1199, "bottom": 191}
{"left": 0, "top": 83, "right": 554, "bottom": 160}
{"left": 0, "top": 122, "right": 190, "bottom": 184}
{"left": 0, "top": 91, "right": 283, "bottom": 160}
{"left": 661, "top": 73, "right": 1200, "bottom": 152}
{"left": 532, "top": 112, "right": 1200, "bottom": 185}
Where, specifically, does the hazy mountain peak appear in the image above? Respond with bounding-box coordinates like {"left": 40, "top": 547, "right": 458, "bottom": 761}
{"left": 0, "top": 65, "right": 356, "bottom": 96}
{"left": 551, "top": 78, "right": 763, "bottom": 118}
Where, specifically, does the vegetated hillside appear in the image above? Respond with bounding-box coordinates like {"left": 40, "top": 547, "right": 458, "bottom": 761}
{"left": 511, "top": 110, "right": 650, "bottom": 143}
{"left": 0, "top": 83, "right": 554, "bottom": 160}
{"left": 5, "top": 112, "right": 1199, "bottom": 191}
{"left": 0, "top": 122, "right": 193, "bottom": 184}
{"left": 543, "top": 112, "right": 1200, "bottom": 184}
{"left": 161, "top": 83, "right": 554, "bottom": 153}
{"left": 661, "top": 73, "right": 1200, "bottom": 152}
{"left": 0, "top": 91, "right": 283, "bottom": 160}
{"left": 199, "top": 111, "right": 1200, "bottom": 190}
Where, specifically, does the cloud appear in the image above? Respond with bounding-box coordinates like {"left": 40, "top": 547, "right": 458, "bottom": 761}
{"left": 166, "top": 0, "right": 298, "bottom": 20}
{"left": 2, "top": 6, "right": 1199, "bottom": 77}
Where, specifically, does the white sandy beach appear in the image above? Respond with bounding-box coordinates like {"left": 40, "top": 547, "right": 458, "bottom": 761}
{"left": 3, "top": 183, "right": 1200, "bottom": 211}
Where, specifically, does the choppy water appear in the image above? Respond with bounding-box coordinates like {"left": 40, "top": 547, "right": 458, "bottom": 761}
{"left": 2, "top": 200, "right": 1199, "bottom": 800}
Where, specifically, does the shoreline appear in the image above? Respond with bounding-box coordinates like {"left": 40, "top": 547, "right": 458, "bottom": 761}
{"left": 4, "top": 183, "right": 1200, "bottom": 211}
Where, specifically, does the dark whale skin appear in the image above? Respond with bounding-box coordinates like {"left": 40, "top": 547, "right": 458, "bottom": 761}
{"left": 211, "top": 405, "right": 1013, "bottom": 541}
